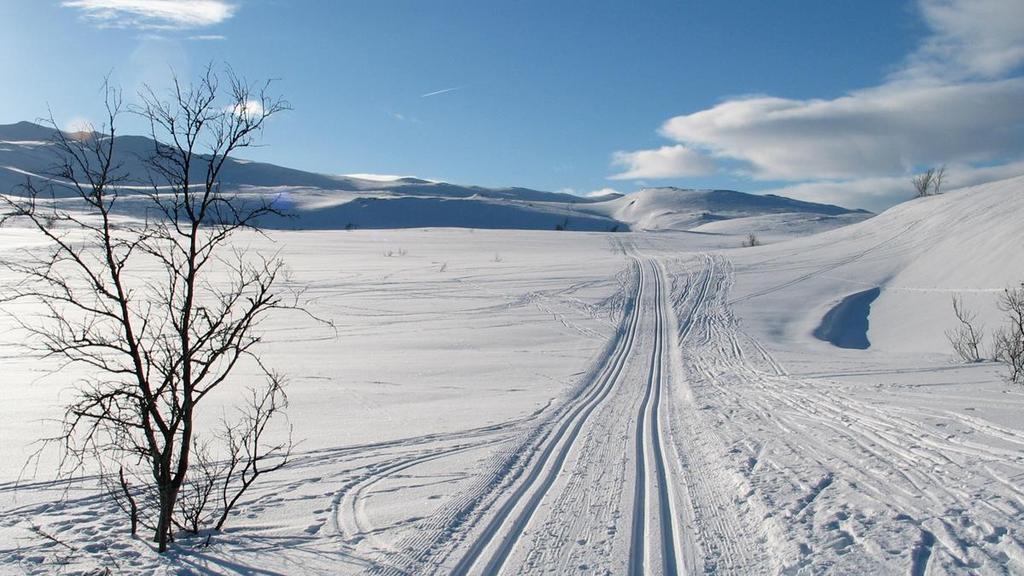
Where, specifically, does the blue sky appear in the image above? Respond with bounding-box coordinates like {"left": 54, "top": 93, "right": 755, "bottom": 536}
{"left": 1, "top": 0, "right": 1022, "bottom": 211}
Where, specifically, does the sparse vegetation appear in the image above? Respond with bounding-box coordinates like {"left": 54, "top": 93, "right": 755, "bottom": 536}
{"left": 742, "top": 233, "right": 761, "bottom": 247}
{"left": 0, "top": 67, "right": 310, "bottom": 552}
{"left": 994, "top": 285, "right": 1024, "bottom": 386}
{"left": 912, "top": 164, "right": 946, "bottom": 197}
{"left": 946, "top": 294, "right": 985, "bottom": 363}
{"left": 947, "top": 286, "right": 1024, "bottom": 385}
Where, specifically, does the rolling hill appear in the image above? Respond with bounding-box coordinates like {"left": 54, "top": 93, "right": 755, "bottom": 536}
{"left": 1, "top": 121, "right": 868, "bottom": 234}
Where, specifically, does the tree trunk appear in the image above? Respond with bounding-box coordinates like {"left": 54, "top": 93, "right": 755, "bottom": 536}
{"left": 155, "top": 485, "right": 175, "bottom": 552}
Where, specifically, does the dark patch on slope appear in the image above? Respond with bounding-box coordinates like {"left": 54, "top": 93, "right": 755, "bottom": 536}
{"left": 813, "top": 287, "right": 881, "bottom": 349}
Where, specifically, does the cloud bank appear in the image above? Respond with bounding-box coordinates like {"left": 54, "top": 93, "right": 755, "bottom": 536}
{"left": 609, "top": 144, "right": 715, "bottom": 180}
{"left": 62, "top": 0, "right": 236, "bottom": 30}
{"left": 610, "top": 0, "right": 1024, "bottom": 211}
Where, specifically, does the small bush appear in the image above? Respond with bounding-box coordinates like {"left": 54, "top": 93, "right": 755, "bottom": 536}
{"left": 946, "top": 294, "right": 984, "bottom": 363}
{"left": 994, "top": 285, "right": 1024, "bottom": 385}
{"left": 912, "top": 165, "right": 945, "bottom": 197}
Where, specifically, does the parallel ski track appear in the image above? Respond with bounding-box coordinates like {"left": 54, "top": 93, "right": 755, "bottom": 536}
{"left": 629, "top": 259, "right": 682, "bottom": 576}
{"left": 450, "top": 256, "right": 645, "bottom": 576}
{"left": 670, "top": 253, "right": 1024, "bottom": 573}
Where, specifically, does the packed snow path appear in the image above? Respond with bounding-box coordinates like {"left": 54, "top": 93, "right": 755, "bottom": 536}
{"left": 446, "top": 255, "right": 686, "bottom": 576}
{"left": 333, "top": 251, "right": 1024, "bottom": 575}
{"left": 2, "top": 237, "right": 1023, "bottom": 575}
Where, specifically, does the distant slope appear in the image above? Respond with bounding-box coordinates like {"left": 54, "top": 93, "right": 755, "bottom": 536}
{"left": 2, "top": 121, "right": 865, "bottom": 234}
{"left": 691, "top": 212, "right": 872, "bottom": 242}
{"left": 583, "top": 187, "right": 867, "bottom": 231}
{"left": 261, "top": 189, "right": 622, "bottom": 231}
{"left": 729, "top": 174, "right": 1024, "bottom": 355}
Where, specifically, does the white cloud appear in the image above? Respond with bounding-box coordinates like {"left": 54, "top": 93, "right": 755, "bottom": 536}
{"left": 586, "top": 187, "right": 620, "bottom": 198}
{"left": 610, "top": 0, "right": 1024, "bottom": 209}
{"left": 900, "top": 0, "right": 1024, "bottom": 81}
{"left": 62, "top": 0, "right": 236, "bottom": 30}
{"left": 657, "top": 79, "right": 1024, "bottom": 181}
{"left": 231, "top": 99, "right": 264, "bottom": 119}
{"left": 609, "top": 144, "right": 715, "bottom": 180}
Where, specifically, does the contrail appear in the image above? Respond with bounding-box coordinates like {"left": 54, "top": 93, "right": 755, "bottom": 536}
{"left": 420, "top": 86, "right": 464, "bottom": 98}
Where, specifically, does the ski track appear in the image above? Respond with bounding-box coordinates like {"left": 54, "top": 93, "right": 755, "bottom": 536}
{"left": 350, "top": 250, "right": 697, "bottom": 576}
{"left": 448, "top": 255, "right": 647, "bottom": 576}
{"left": 443, "top": 252, "right": 690, "bottom": 576}
{"left": 5, "top": 245, "right": 1023, "bottom": 575}
{"left": 661, "top": 253, "right": 1024, "bottom": 575}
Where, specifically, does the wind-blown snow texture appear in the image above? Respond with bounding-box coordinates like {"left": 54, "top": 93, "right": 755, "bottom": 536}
{"left": 1, "top": 133, "right": 1022, "bottom": 574}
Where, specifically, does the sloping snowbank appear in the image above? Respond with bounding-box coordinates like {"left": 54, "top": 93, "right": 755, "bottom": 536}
{"left": 730, "top": 174, "right": 1024, "bottom": 356}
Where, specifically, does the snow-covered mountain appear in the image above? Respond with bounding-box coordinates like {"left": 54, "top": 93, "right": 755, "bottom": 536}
{"left": 1, "top": 121, "right": 867, "bottom": 234}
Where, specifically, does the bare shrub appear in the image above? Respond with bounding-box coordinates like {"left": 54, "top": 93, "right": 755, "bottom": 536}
{"left": 933, "top": 164, "right": 946, "bottom": 195}
{"left": 913, "top": 164, "right": 946, "bottom": 197}
{"left": 946, "top": 294, "right": 984, "bottom": 362}
{"left": 994, "top": 285, "right": 1024, "bottom": 385}
{"left": 215, "top": 379, "right": 292, "bottom": 530}
{"left": 741, "top": 233, "right": 760, "bottom": 247}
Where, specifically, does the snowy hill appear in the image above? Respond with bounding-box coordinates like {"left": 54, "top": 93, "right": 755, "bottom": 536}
{"left": 729, "top": 174, "right": 1024, "bottom": 355}
{"left": 1, "top": 122, "right": 866, "bottom": 234}
{"left": 586, "top": 187, "right": 868, "bottom": 231}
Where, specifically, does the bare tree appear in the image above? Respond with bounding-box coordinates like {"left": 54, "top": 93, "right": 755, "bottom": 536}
{"left": 946, "top": 294, "right": 984, "bottom": 363}
{"left": 912, "top": 164, "right": 946, "bottom": 197}
{"left": 0, "top": 67, "right": 307, "bottom": 552}
{"left": 994, "top": 285, "right": 1024, "bottom": 385}
{"left": 933, "top": 164, "right": 946, "bottom": 195}
{"left": 912, "top": 168, "right": 935, "bottom": 198}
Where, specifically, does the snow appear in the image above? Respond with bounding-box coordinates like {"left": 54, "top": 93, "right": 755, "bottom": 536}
{"left": 1, "top": 138, "right": 1022, "bottom": 574}
{"left": 0, "top": 122, "right": 867, "bottom": 236}
{"left": 591, "top": 187, "right": 867, "bottom": 232}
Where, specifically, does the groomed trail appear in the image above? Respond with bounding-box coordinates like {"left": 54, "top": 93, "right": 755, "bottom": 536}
{"left": 328, "top": 250, "right": 1024, "bottom": 575}
{"left": 5, "top": 240, "right": 1022, "bottom": 575}
{"left": 314, "top": 252, "right": 697, "bottom": 575}
{"left": 322, "top": 252, "right": 705, "bottom": 575}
